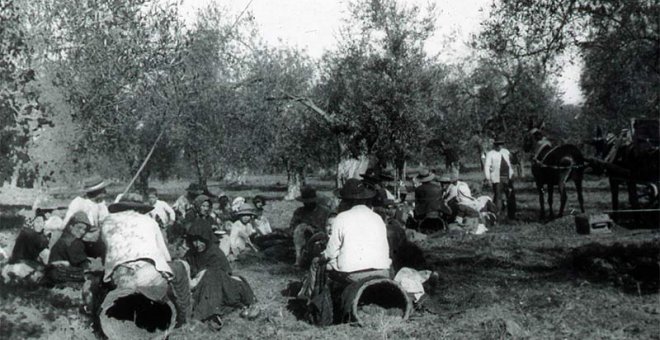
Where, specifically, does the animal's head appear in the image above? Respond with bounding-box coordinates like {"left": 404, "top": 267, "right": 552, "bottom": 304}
{"left": 522, "top": 118, "right": 546, "bottom": 153}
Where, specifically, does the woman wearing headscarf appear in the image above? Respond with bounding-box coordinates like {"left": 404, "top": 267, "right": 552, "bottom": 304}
{"left": 47, "top": 211, "right": 94, "bottom": 283}
{"left": 169, "top": 194, "right": 215, "bottom": 244}
{"left": 184, "top": 221, "right": 260, "bottom": 329}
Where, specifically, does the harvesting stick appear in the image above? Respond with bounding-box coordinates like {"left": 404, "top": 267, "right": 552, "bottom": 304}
{"left": 117, "top": 127, "right": 167, "bottom": 202}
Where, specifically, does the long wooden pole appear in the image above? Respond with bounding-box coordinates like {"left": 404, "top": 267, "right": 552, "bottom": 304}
{"left": 117, "top": 128, "right": 167, "bottom": 201}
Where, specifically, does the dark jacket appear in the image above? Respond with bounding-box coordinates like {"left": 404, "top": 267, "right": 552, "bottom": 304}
{"left": 49, "top": 232, "right": 88, "bottom": 267}
{"left": 9, "top": 228, "right": 49, "bottom": 264}
{"left": 414, "top": 182, "right": 444, "bottom": 218}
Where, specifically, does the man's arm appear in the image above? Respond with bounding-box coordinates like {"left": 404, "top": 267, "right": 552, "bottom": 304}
{"left": 483, "top": 152, "right": 492, "bottom": 182}
{"left": 322, "top": 223, "right": 342, "bottom": 262}
{"left": 162, "top": 201, "right": 177, "bottom": 224}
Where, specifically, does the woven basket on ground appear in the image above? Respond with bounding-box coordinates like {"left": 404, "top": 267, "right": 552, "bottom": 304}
{"left": 99, "top": 288, "right": 176, "bottom": 340}
{"left": 339, "top": 276, "right": 412, "bottom": 325}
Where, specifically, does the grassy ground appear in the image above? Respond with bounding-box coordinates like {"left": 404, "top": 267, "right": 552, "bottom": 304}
{"left": 0, "top": 167, "right": 658, "bottom": 339}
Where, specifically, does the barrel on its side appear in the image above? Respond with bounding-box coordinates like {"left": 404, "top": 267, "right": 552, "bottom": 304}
{"left": 339, "top": 276, "right": 412, "bottom": 325}
{"left": 99, "top": 288, "right": 176, "bottom": 340}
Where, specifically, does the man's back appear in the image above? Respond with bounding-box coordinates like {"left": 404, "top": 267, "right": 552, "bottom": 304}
{"left": 324, "top": 205, "right": 391, "bottom": 272}
{"left": 414, "top": 182, "right": 444, "bottom": 217}
{"left": 290, "top": 204, "right": 330, "bottom": 231}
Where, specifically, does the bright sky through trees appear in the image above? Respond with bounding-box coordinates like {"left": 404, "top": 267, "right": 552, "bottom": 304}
{"left": 180, "top": 0, "right": 584, "bottom": 105}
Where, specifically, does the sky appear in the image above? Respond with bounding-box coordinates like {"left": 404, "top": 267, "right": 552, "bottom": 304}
{"left": 180, "top": 0, "right": 584, "bottom": 105}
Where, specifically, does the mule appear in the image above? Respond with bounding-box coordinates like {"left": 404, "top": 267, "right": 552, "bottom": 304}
{"left": 529, "top": 144, "right": 586, "bottom": 219}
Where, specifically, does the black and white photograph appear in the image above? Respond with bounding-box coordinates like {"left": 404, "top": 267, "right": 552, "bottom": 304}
{"left": 0, "top": 0, "right": 658, "bottom": 338}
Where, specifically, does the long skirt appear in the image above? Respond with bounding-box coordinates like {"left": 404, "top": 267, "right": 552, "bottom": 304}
{"left": 191, "top": 268, "right": 256, "bottom": 321}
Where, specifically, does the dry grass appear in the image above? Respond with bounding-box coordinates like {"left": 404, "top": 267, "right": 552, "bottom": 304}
{"left": 0, "top": 168, "right": 659, "bottom": 339}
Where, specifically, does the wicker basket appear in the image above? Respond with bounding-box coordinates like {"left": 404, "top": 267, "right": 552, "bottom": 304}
{"left": 339, "top": 276, "right": 412, "bottom": 325}
{"left": 99, "top": 288, "right": 176, "bottom": 340}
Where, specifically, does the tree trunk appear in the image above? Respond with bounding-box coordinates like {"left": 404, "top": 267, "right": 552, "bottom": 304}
{"left": 285, "top": 168, "right": 303, "bottom": 201}
{"left": 336, "top": 139, "right": 348, "bottom": 189}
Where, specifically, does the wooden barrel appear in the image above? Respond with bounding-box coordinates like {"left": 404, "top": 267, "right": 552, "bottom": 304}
{"left": 339, "top": 276, "right": 412, "bottom": 325}
{"left": 99, "top": 288, "right": 176, "bottom": 340}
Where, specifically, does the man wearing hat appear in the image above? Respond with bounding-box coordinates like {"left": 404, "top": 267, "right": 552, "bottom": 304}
{"left": 439, "top": 171, "right": 471, "bottom": 223}
{"left": 484, "top": 138, "right": 515, "bottom": 219}
{"left": 413, "top": 169, "right": 447, "bottom": 221}
{"left": 93, "top": 193, "right": 174, "bottom": 314}
{"left": 361, "top": 168, "right": 396, "bottom": 208}
{"left": 289, "top": 186, "right": 331, "bottom": 233}
{"left": 322, "top": 178, "right": 391, "bottom": 282}
{"left": 62, "top": 175, "right": 109, "bottom": 231}
{"left": 173, "top": 182, "right": 205, "bottom": 219}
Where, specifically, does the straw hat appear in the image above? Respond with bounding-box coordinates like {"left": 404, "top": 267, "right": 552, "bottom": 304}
{"left": 335, "top": 178, "right": 376, "bottom": 200}
{"left": 83, "top": 175, "right": 108, "bottom": 193}
{"left": 235, "top": 202, "right": 257, "bottom": 217}
{"left": 296, "top": 186, "right": 318, "bottom": 203}
{"left": 416, "top": 169, "right": 435, "bottom": 183}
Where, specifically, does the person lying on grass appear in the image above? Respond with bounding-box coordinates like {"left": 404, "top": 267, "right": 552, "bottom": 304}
{"left": 184, "top": 221, "right": 260, "bottom": 330}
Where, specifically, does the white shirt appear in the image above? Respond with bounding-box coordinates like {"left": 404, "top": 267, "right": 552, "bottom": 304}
{"left": 443, "top": 181, "right": 471, "bottom": 203}
{"left": 172, "top": 195, "right": 191, "bottom": 218}
{"left": 229, "top": 220, "right": 255, "bottom": 255}
{"left": 148, "top": 200, "right": 176, "bottom": 227}
{"left": 62, "top": 196, "right": 109, "bottom": 228}
{"left": 323, "top": 205, "right": 391, "bottom": 272}
{"left": 484, "top": 148, "right": 514, "bottom": 183}
{"left": 101, "top": 211, "right": 172, "bottom": 282}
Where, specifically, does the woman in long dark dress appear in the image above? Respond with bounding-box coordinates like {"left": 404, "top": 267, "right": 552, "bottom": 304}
{"left": 184, "top": 221, "right": 259, "bottom": 328}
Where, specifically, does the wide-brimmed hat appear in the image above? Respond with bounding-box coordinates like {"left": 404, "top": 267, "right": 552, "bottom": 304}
{"left": 416, "top": 169, "right": 435, "bottom": 183}
{"left": 335, "top": 178, "right": 376, "bottom": 200}
{"left": 108, "top": 193, "right": 154, "bottom": 214}
{"left": 235, "top": 202, "right": 257, "bottom": 216}
{"left": 361, "top": 168, "right": 395, "bottom": 183}
{"left": 296, "top": 186, "right": 318, "bottom": 203}
{"left": 83, "top": 175, "right": 108, "bottom": 193}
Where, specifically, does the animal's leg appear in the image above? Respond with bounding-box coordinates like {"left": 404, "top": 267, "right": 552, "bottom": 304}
{"left": 627, "top": 180, "right": 639, "bottom": 209}
{"left": 547, "top": 184, "right": 555, "bottom": 219}
{"left": 536, "top": 182, "right": 545, "bottom": 219}
{"left": 558, "top": 179, "right": 567, "bottom": 217}
{"left": 609, "top": 177, "right": 619, "bottom": 211}
{"left": 575, "top": 176, "right": 585, "bottom": 213}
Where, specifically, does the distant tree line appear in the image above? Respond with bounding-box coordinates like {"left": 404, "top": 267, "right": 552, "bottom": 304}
{"left": 1, "top": 0, "right": 656, "bottom": 193}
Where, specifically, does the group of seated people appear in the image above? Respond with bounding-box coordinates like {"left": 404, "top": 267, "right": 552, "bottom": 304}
{"left": 4, "top": 176, "right": 263, "bottom": 332}
{"left": 3, "top": 165, "right": 496, "bottom": 330}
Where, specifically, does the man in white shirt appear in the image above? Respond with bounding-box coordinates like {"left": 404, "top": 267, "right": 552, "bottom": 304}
{"left": 322, "top": 179, "right": 391, "bottom": 283}
{"left": 441, "top": 171, "right": 472, "bottom": 222}
{"left": 484, "top": 139, "right": 516, "bottom": 220}
{"left": 146, "top": 187, "right": 176, "bottom": 229}
{"left": 62, "top": 175, "right": 110, "bottom": 242}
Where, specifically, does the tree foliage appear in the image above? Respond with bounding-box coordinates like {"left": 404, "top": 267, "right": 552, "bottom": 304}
{"left": 317, "top": 0, "right": 441, "bottom": 172}
{"left": 481, "top": 0, "right": 660, "bottom": 131}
